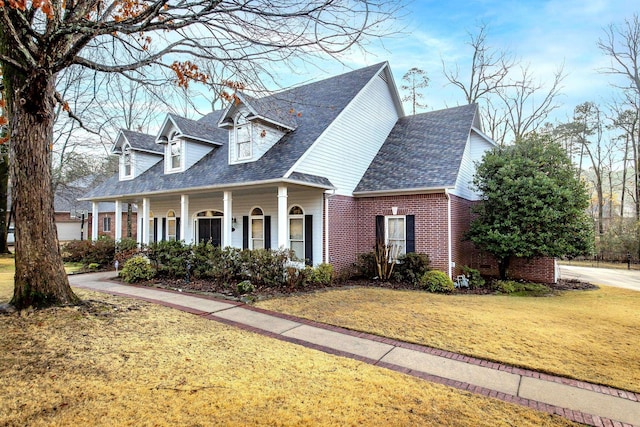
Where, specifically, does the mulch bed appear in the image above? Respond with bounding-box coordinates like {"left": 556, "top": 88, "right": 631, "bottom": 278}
{"left": 139, "top": 275, "right": 598, "bottom": 302}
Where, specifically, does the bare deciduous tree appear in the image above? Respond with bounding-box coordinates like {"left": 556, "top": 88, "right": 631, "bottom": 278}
{"left": 401, "top": 67, "right": 429, "bottom": 115}
{"left": 0, "top": 0, "right": 403, "bottom": 309}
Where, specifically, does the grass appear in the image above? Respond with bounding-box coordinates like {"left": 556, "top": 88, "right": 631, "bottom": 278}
{"left": 256, "top": 285, "right": 640, "bottom": 393}
{"left": 0, "top": 260, "right": 574, "bottom": 426}
{"left": 559, "top": 259, "right": 640, "bottom": 270}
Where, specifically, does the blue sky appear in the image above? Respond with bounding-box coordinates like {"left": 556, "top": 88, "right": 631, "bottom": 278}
{"left": 270, "top": 0, "right": 637, "bottom": 125}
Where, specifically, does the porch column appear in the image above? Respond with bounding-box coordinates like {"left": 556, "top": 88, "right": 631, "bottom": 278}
{"left": 114, "top": 200, "right": 122, "bottom": 241}
{"left": 136, "top": 203, "right": 142, "bottom": 244}
{"left": 142, "top": 197, "right": 150, "bottom": 245}
{"left": 91, "top": 202, "right": 99, "bottom": 241}
{"left": 277, "top": 185, "right": 288, "bottom": 249}
{"left": 180, "top": 194, "right": 190, "bottom": 243}
{"left": 223, "top": 191, "right": 233, "bottom": 247}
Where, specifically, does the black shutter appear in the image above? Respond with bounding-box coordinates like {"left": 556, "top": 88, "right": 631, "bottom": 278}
{"left": 176, "top": 217, "right": 181, "bottom": 241}
{"left": 406, "top": 215, "right": 415, "bottom": 253}
{"left": 162, "top": 218, "right": 166, "bottom": 242}
{"left": 375, "top": 215, "right": 385, "bottom": 247}
{"left": 304, "top": 214, "right": 313, "bottom": 266}
{"left": 153, "top": 218, "right": 158, "bottom": 243}
{"left": 242, "top": 216, "right": 249, "bottom": 249}
{"left": 264, "top": 216, "right": 271, "bottom": 250}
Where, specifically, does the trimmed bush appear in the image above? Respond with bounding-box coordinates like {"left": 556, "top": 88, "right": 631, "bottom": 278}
{"left": 394, "top": 252, "right": 430, "bottom": 284}
{"left": 237, "top": 280, "right": 254, "bottom": 295}
{"left": 309, "top": 263, "right": 334, "bottom": 285}
{"left": 356, "top": 252, "right": 377, "bottom": 279}
{"left": 121, "top": 255, "right": 156, "bottom": 283}
{"left": 461, "top": 266, "right": 485, "bottom": 289}
{"left": 147, "top": 240, "right": 192, "bottom": 278}
{"left": 62, "top": 237, "right": 115, "bottom": 267}
{"left": 418, "top": 270, "right": 455, "bottom": 293}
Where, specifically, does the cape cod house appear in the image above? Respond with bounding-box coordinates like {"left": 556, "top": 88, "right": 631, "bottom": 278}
{"left": 83, "top": 62, "right": 556, "bottom": 283}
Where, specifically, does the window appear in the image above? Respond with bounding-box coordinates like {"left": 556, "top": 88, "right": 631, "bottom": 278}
{"left": 103, "top": 216, "right": 111, "bottom": 233}
{"left": 385, "top": 216, "right": 406, "bottom": 256}
{"left": 169, "top": 133, "right": 181, "bottom": 170}
{"left": 250, "top": 207, "right": 264, "bottom": 249}
{"left": 167, "top": 210, "right": 177, "bottom": 241}
{"left": 235, "top": 114, "right": 252, "bottom": 160}
{"left": 123, "top": 144, "right": 132, "bottom": 177}
{"left": 289, "top": 206, "right": 304, "bottom": 260}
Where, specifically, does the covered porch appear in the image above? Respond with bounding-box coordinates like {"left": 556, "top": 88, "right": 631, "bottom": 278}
{"left": 89, "top": 183, "right": 329, "bottom": 266}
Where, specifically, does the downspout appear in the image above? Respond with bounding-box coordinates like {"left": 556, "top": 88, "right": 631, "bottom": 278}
{"left": 324, "top": 189, "right": 336, "bottom": 264}
{"left": 445, "top": 189, "right": 452, "bottom": 279}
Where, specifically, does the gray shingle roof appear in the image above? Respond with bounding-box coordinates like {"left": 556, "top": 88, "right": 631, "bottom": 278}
{"left": 84, "top": 63, "right": 385, "bottom": 200}
{"left": 168, "top": 113, "right": 226, "bottom": 144}
{"left": 238, "top": 92, "right": 299, "bottom": 129}
{"left": 354, "top": 104, "right": 478, "bottom": 194}
{"left": 121, "top": 130, "right": 162, "bottom": 154}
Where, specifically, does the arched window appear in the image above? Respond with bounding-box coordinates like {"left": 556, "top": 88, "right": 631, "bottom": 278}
{"left": 235, "top": 114, "right": 252, "bottom": 160}
{"left": 289, "top": 206, "right": 304, "bottom": 260}
{"left": 250, "top": 207, "right": 264, "bottom": 249}
{"left": 123, "top": 143, "right": 132, "bottom": 177}
{"left": 167, "top": 210, "right": 177, "bottom": 241}
{"left": 169, "top": 132, "right": 181, "bottom": 170}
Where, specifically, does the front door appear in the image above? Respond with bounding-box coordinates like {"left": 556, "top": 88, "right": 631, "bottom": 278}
{"left": 198, "top": 218, "right": 222, "bottom": 246}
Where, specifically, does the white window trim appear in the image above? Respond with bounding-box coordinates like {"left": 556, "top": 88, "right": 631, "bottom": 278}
{"left": 166, "top": 210, "right": 177, "bottom": 241}
{"left": 103, "top": 216, "right": 112, "bottom": 233}
{"left": 288, "top": 205, "right": 305, "bottom": 261}
{"left": 234, "top": 114, "right": 252, "bottom": 161}
{"left": 385, "top": 215, "right": 406, "bottom": 256}
{"left": 166, "top": 132, "right": 183, "bottom": 173}
{"left": 249, "top": 207, "right": 264, "bottom": 250}
{"left": 122, "top": 143, "right": 133, "bottom": 179}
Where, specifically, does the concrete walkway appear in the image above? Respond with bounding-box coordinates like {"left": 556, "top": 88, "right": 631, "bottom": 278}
{"left": 70, "top": 272, "right": 640, "bottom": 427}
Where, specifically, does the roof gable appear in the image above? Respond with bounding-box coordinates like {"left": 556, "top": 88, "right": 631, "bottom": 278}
{"left": 84, "top": 63, "right": 390, "bottom": 199}
{"left": 158, "top": 113, "right": 226, "bottom": 145}
{"left": 354, "top": 104, "right": 480, "bottom": 194}
{"left": 112, "top": 130, "right": 162, "bottom": 155}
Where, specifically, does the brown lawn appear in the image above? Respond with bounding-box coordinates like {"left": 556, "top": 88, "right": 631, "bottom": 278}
{"left": 256, "top": 285, "right": 640, "bottom": 393}
{"left": 0, "top": 258, "right": 574, "bottom": 426}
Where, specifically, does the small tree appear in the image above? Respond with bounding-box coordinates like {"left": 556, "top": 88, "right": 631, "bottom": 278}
{"left": 401, "top": 67, "right": 429, "bottom": 115}
{"left": 467, "top": 134, "right": 593, "bottom": 279}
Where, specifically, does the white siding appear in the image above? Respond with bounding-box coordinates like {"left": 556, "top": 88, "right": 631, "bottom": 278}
{"left": 228, "top": 105, "right": 286, "bottom": 165}
{"left": 452, "top": 131, "right": 495, "bottom": 200}
{"left": 133, "top": 152, "right": 161, "bottom": 178}
{"left": 184, "top": 141, "right": 214, "bottom": 170}
{"left": 142, "top": 188, "right": 324, "bottom": 265}
{"left": 291, "top": 74, "right": 400, "bottom": 195}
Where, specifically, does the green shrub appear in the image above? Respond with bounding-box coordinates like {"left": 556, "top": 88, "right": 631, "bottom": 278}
{"left": 308, "top": 263, "right": 334, "bottom": 285}
{"left": 394, "top": 252, "right": 430, "bottom": 284}
{"left": 121, "top": 256, "right": 156, "bottom": 283}
{"left": 492, "top": 280, "right": 551, "bottom": 296}
{"left": 418, "top": 270, "right": 455, "bottom": 293}
{"left": 148, "top": 240, "right": 192, "bottom": 278}
{"left": 237, "top": 280, "right": 254, "bottom": 295}
{"left": 356, "top": 252, "right": 377, "bottom": 279}
{"left": 62, "top": 237, "right": 116, "bottom": 267}
{"left": 88, "top": 263, "right": 100, "bottom": 270}
{"left": 285, "top": 265, "right": 309, "bottom": 289}
{"left": 461, "top": 266, "right": 485, "bottom": 289}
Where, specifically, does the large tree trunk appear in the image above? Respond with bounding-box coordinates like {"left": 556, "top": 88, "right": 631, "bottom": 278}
{"left": 0, "top": 149, "right": 10, "bottom": 254}
{"left": 5, "top": 68, "right": 79, "bottom": 309}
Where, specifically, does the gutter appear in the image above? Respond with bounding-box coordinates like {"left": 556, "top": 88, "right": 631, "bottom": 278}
{"left": 352, "top": 186, "right": 454, "bottom": 198}
{"left": 445, "top": 188, "right": 453, "bottom": 279}
{"left": 78, "top": 177, "right": 336, "bottom": 202}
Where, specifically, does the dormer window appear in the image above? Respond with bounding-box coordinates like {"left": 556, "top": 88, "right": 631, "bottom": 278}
{"left": 235, "top": 114, "right": 252, "bottom": 160}
{"left": 169, "top": 134, "right": 182, "bottom": 170}
{"left": 123, "top": 144, "right": 132, "bottom": 177}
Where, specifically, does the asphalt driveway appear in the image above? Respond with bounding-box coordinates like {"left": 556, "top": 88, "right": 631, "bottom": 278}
{"left": 559, "top": 264, "right": 640, "bottom": 291}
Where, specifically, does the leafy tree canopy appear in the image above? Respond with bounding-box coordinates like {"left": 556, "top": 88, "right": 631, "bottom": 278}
{"left": 467, "top": 133, "right": 594, "bottom": 278}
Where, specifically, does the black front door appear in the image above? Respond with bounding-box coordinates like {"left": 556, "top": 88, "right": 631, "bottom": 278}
{"left": 198, "top": 218, "right": 222, "bottom": 246}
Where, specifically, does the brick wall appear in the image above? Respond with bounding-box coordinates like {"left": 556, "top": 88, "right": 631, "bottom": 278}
{"left": 327, "top": 195, "right": 359, "bottom": 271}
{"left": 93, "top": 212, "right": 138, "bottom": 240}
{"left": 326, "top": 192, "right": 556, "bottom": 284}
